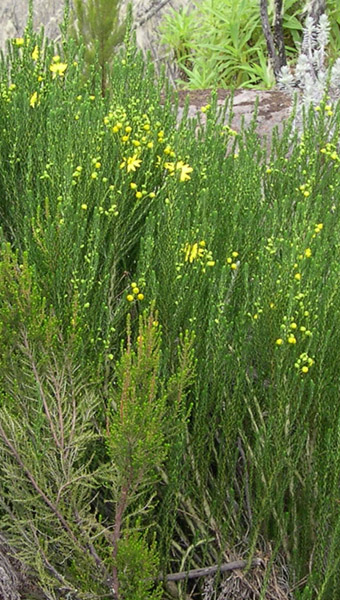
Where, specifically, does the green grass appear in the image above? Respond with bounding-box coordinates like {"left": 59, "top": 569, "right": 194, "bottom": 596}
{"left": 0, "top": 23, "right": 340, "bottom": 600}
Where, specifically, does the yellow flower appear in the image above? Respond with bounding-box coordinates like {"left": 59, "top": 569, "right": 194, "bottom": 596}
{"left": 14, "top": 38, "right": 24, "bottom": 47}
{"left": 276, "top": 338, "right": 283, "bottom": 345}
{"left": 164, "top": 161, "right": 175, "bottom": 172}
{"left": 176, "top": 160, "right": 193, "bottom": 182}
{"left": 231, "top": 263, "right": 238, "bottom": 270}
{"left": 137, "top": 293, "right": 144, "bottom": 301}
{"left": 188, "top": 243, "right": 198, "bottom": 263}
{"left": 135, "top": 191, "right": 142, "bottom": 199}
{"left": 29, "top": 91, "right": 39, "bottom": 108}
{"left": 126, "top": 294, "right": 134, "bottom": 302}
{"left": 31, "top": 45, "right": 39, "bottom": 61}
{"left": 50, "top": 62, "right": 68, "bottom": 79}
{"left": 305, "top": 248, "right": 312, "bottom": 258}
{"left": 288, "top": 336, "right": 296, "bottom": 344}
{"left": 81, "top": 204, "right": 87, "bottom": 210}
{"left": 301, "top": 366, "right": 309, "bottom": 373}
{"left": 294, "top": 273, "right": 301, "bottom": 281}
{"left": 132, "top": 287, "right": 139, "bottom": 294}
{"left": 120, "top": 154, "right": 142, "bottom": 173}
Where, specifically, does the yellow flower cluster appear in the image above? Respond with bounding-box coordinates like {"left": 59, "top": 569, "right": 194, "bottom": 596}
{"left": 226, "top": 251, "right": 239, "bottom": 271}
{"left": 313, "top": 223, "right": 323, "bottom": 237}
{"left": 181, "top": 240, "right": 215, "bottom": 271}
{"left": 126, "top": 282, "right": 144, "bottom": 302}
{"left": 12, "top": 38, "right": 24, "bottom": 47}
{"left": 315, "top": 101, "right": 334, "bottom": 118}
{"left": 294, "top": 352, "right": 314, "bottom": 374}
{"left": 1, "top": 82, "right": 16, "bottom": 104}
{"left": 163, "top": 159, "right": 193, "bottom": 182}
{"left": 276, "top": 315, "right": 312, "bottom": 347}
{"left": 320, "top": 142, "right": 339, "bottom": 162}
{"left": 103, "top": 104, "right": 193, "bottom": 182}
{"left": 49, "top": 55, "right": 68, "bottom": 79}
{"left": 298, "top": 182, "right": 312, "bottom": 198}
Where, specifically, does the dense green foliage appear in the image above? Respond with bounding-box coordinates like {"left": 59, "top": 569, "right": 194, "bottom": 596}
{"left": 159, "top": 0, "right": 340, "bottom": 89}
{"left": 1, "top": 9, "right": 340, "bottom": 600}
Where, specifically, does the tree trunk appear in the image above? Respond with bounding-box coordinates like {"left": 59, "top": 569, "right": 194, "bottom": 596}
{"left": 260, "top": 0, "right": 287, "bottom": 82}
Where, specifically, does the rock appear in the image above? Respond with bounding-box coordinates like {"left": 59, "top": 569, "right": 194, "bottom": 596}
{"left": 0, "top": 0, "right": 65, "bottom": 51}
{"left": 0, "top": 0, "right": 196, "bottom": 83}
